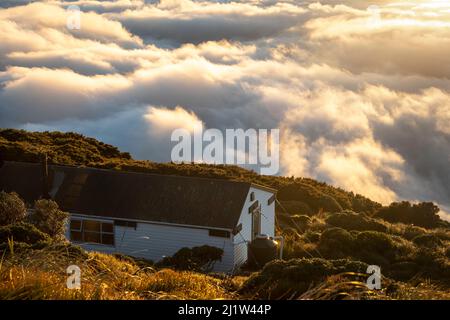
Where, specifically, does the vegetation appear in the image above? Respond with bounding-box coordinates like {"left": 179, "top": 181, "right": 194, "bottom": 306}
{"left": 0, "top": 129, "right": 449, "bottom": 300}
{"left": 0, "top": 191, "right": 27, "bottom": 226}
{"left": 28, "top": 199, "right": 68, "bottom": 240}
{"left": 156, "top": 245, "right": 224, "bottom": 272}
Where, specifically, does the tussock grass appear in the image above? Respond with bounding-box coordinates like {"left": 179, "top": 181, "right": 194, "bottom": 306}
{"left": 0, "top": 244, "right": 239, "bottom": 300}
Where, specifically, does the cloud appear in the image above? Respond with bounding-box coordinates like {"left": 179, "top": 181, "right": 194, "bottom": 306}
{"left": 0, "top": 0, "right": 449, "bottom": 220}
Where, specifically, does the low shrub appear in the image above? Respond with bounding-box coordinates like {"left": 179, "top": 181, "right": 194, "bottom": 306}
{"left": 240, "top": 258, "right": 368, "bottom": 299}
{"left": 326, "top": 211, "right": 387, "bottom": 232}
{"left": 156, "top": 245, "right": 223, "bottom": 272}
{"left": 290, "top": 215, "right": 312, "bottom": 232}
{"left": 412, "top": 234, "right": 443, "bottom": 248}
{"left": 400, "top": 225, "right": 427, "bottom": 240}
{"left": 28, "top": 199, "right": 69, "bottom": 239}
{"left": 0, "top": 191, "right": 27, "bottom": 226}
{"left": 318, "top": 227, "right": 354, "bottom": 258}
{"left": 303, "top": 231, "right": 321, "bottom": 243}
{"left": 0, "top": 222, "right": 50, "bottom": 244}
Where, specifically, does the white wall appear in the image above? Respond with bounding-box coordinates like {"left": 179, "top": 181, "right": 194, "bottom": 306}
{"left": 66, "top": 215, "right": 235, "bottom": 273}
{"left": 233, "top": 186, "right": 276, "bottom": 269}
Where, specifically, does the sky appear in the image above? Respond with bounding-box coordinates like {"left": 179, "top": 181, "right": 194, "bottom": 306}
{"left": 0, "top": 0, "right": 449, "bottom": 219}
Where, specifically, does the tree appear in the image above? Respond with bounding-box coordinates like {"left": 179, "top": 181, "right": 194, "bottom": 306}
{"left": 0, "top": 191, "right": 27, "bottom": 226}
{"left": 29, "top": 199, "right": 68, "bottom": 239}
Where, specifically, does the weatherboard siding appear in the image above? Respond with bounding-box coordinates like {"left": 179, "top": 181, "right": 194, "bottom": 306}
{"left": 65, "top": 215, "right": 235, "bottom": 273}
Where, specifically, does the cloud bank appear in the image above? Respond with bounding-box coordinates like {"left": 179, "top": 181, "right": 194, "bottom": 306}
{"left": 0, "top": 0, "right": 449, "bottom": 219}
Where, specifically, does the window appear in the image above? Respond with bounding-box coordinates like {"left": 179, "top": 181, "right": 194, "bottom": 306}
{"left": 209, "top": 229, "right": 230, "bottom": 238}
{"left": 250, "top": 192, "right": 255, "bottom": 201}
{"left": 114, "top": 220, "right": 137, "bottom": 229}
{"left": 267, "top": 194, "right": 276, "bottom": 206}
{"left": 70, "top": 219, "right": 114, "bottom": 246}
{"left": 70, "top": 219, "right": 82, "bottom": 242}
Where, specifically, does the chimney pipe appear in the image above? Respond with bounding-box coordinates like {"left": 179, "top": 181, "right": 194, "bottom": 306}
{"left": 41, "top": 153, "right": 51, "bottom": 199}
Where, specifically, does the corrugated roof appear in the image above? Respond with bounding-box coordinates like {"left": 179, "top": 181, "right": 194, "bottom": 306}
{"left": 0, "top": 161, "right": 254, "bottom": 229}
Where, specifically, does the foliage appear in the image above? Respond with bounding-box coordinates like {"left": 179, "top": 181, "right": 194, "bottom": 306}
{"left": 0, "top": 191, "right": 27, "bottom": 226}
{"left": 156, "top": 245, "right": 223, "bottom": 272}
{"left": 240, "top": 258, "right": 368, "bottom": 299}
{"left": 412, "top": 234, "right": 443, "bottom": 248}
{"left": 325, "top": 211, "right": 387, "bottom": 232}
{"left": 28, "top": 199, "right": 69, "bottom": 240}
{"left": 0, "top": 222, "right": 50, "bottom": 245}
{"left": 375, "top": 201, "right": 446, "bottom": 229}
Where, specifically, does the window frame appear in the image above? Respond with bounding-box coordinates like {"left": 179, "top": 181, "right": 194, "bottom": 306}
{"left": 69, "top": 218, "right": 115, "bottom": 247}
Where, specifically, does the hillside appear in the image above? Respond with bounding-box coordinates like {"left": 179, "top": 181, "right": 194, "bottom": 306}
{"left": 0, "top": 128, "right": 381, "bottom": 215}
{"left": 0, "top": 128, "right": 449, "bottom": 300}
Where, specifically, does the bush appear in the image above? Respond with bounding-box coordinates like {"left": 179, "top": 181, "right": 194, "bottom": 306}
{"left": 326, "top": 211, "right": 387, "bottom": 232}
{"left": 156, "top": 245, "right": 223, "bottom": 272}
{"left": 28, "top": 199, "right": 68, "bottom": 239}
{"left": 303, "top": 231, "right": 321, "bottom": 243}
{"left": 277, "top": 183, "right": 343, "bottom": 214}
{"left": 240, "top": 258, "right": 368, "bottom": 299}
{"left": 388, "top": 261, "right": 420, "bottom": 281}
{"left": 0, "top": 191, "right": 27, "bottom": 226}
{"left": 0, "top": 222, "right": 50, "bottom": 244}
{"left": 401, "top": 225, "right": 427, "bottom": 240}
{"left": 375, "top": 201, "right": 442, "bottom": 229}
{"left": 412, "top": 234, "right": 443, "bottom": 248}
{"left": 290, "top": 215, "right": 311, "bottom": 232}
{"left": 318, "top": 228, "right": 354, "bottom": 258}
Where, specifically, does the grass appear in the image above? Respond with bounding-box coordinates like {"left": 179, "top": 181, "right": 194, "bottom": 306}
{"left": 1, "top": 243, "right": 449, "bottom": 300}
{"left": 0, "top": 244, "right": 240, "bottom": 300}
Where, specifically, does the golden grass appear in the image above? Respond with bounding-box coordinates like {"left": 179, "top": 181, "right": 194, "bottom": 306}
{"left": 1, "top": 243, "right": 449, "bottom": 300}
{"left": 0, "top": 244, "right": 242, "bottom": 300}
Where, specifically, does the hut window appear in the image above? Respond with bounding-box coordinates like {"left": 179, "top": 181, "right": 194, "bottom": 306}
{"left": 209, "top": 229, "right": 230, "bottom": 238}
{"left": 70, "top": 219, "right": 114, "bottom": 246}
{"left": 70, "top": 219, "right": 82, "bottom": 242}
{"left": 114, "top": 220, "right": 137, "bottom": 229}
{"left": 250, "top": 192, "right": 255, "bottom": 201}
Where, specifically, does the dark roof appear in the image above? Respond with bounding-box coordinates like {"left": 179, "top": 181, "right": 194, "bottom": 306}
{"left": 0, "top": 161, "right": 259, "bottom": 229}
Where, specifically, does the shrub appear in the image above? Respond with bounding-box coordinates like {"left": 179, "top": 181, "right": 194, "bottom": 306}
{"left": 0, "top": 191, "right": 27, "bottom": 226}
{"left": 156, "top": 245, "right": 223, "bottom": 272}
{"left": 375, "top": 201, "right": 442, "bottom": 229}
{"left": 277, "top": 183, "right": 343, "bottom": 214}
{"left": 445, "top": 247, "right": 450, "bottom": 259}
{"left": 290, "top": 215, "right": 311, "bottom": 231}
{"left": 401, "top": 225, "right": 427, "bottom": 240}
{"left": 388, "top": 261, "right": 420, "bottom": 281}
{"left": 326, "top": 211, "right": 387, "bottom": 232}
{"left": 318, "top": 228, "right": 354, "bottom": 258}
{"left": 28, "top": 199, "right": 68, "bottom": 239}
{"left": 240, "top": 258, "right": 368, "bottom": 299}
{"left": 0, "top": 222, "right": 50, "bottom": 244}
{"left": 412, "top": 234, "right": 443, "bottom": 248}
{"left": 303, "top": 231, "right": 321, "bottom": 243}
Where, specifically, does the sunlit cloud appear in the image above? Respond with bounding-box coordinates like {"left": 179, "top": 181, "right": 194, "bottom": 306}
{"left": 0, "top": 0, "right": 449, "bottom": 219}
